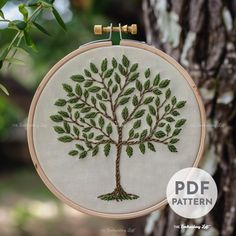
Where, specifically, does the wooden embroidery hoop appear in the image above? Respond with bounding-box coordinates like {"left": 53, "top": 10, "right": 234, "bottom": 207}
{"left": 27, "top": 37, "right": 206, "bottom": 219}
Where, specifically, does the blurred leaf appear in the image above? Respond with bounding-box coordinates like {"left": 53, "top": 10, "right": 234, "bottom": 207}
{"left": 33, "top": 22, "right": 51, "bottom": 36}
{"left": 52, "top": 7, "right": 66, "bottom": 30}
{"left": 5, "top": 57, "right": 25, "bottom": 65}
{"left": 0, "top": 83, "right": 9, "bottom": 95}
{"left": 19, "top": 4, "right": 28, "bottom": 21}
{"left": 0, "top": 0, "right": 7, "bottom": 9}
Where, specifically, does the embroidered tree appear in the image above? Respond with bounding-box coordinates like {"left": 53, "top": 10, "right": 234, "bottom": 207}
{"left": 50, "top": 55, "right": 187, "bottom": 201}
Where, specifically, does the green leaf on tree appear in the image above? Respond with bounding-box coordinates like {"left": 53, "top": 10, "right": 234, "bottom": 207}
{"left": 134, "top": 109, "right": 145, "bottom": 119}
{"left": 88, "top": 86, "right": 101, "bottom": 93}
{"left": 115, "top": 73, "right": 121, "bottom": 84}
{"left": 84, "top": 69, "right": 91, "bottom": 77}
{"left": 146, "top": 114, "right": 153, "bottom": 126}
{"left": 122, "top": 107, "right": 129, "bottom": 120}
{"left": 85, "top": 112, "right": 97, "bottom": 119}
{"left": 101, "top": 58, "right": 108, "bottom": 72}
{"left": 123, "top": 87, "right": 135, "bottom": 96}
{"left": 63, "top": 83, "right": 72, "bottom": 93}
{"left": 130, "top": 63, "right": 138, "bottom": 72}
{"left": 140, "top": 129, "right": 148, "bottom": 141}
{"left": 58, "top": 136, "right": 73, "bottom": 142}
{"left": 73, "top": 126, "right": 80, "bottom": 136}
{"left": 99, "top": 102, "right": 106, "bottom": 111}
{"left": 135, "top": 80, "right": 142, "bottom": 92}
{"left": 53, "top": 126, "right": 64, "bottom": 134}
{"left": 132, "top": 95, "right": 139, "bottom": 106}
{"left": 122, "top": 55, "right": 130, "bottom": 67}
{"left": 118, "top": 64, "right": 126, "bottom": 75}
{"left": 155, "top": 131, "right": 165, "bottom": 138}
{"left": 144, "top": 80, "right": 150, "bottom": 90}
{"left": 153, "top": 74, "right": 160, "bottom": 86}
{"left": 50, "top": 115, "right": 63, "bottom": 122}
{"left": 171, "top": 96, "right": 177, "bottom": 105}
{"left": 165, "top": 88, "right": 171, "bottom": 99}
{"left": 76, "top": 144, "right": 84, "bottom": 151}
{"left": 90, "top": 63, "right": 98, "bottom": 73}
{"left": 175, "top": 119, "right": 186, "bottom": 127}
{"left": 70, "top": 75, "right": 85, "bottom": 82}
{"left": 63, "top": 122, "right": 70, "bottom": 133}
{"left": 52, "top": 7, "right": 66, "bottom": 30}
{"left": 98, "top": 116, "right": 105, "bottom": 128}
{"left": 144, "top": 97, "right": 154, "bottom": 104}
{"left": 68, "top": 150, "right": 78, "bottom": 156}
{"left": 119, "top": 97, "right": 130, "bottom": 105}
{"left": 126, "top": 146, "right": 133, "bottom": 157}
{"left": 104, "top": 143, "right": 111, "bottom": 156}
{"left": 92, "top": 146, "right": 99, "bottom": 156}
{"left": 106, "top": 123, "right": 113, "bottom": 135}
{"left": 168, "top": 145, "right": 177, "bottom": 152}
{"left": 176, "top": 101, "right": 186, "bottom": 109}
{"left": 104, "top": 69, "right": 114, "bottom": 78}
{"left": 145, "top": 68, "right": 150, "bottom": 78}
{"left": 148, "top": 142, "right": 156, "bottom": 152}
{"left": 149, "top": 105, "right": 156, "bottom": 116}
{"left": 139, "top": 143, "right": 145, "bottom": 154}
{"left": 159, "top": 79, "right": 170, "bottom": 88}
{"left": 133, "top": 120, "right": 141, "bottom": 129}
{"left": 112, "top": 57, "right": 117, "bottom": 68}
{"left": 170, "top": 138, "right": 179, "bottom": 144}
{"left": 54, "top": 99, "right": 66, "bottom": 106}
{"left": 165, "top": 116, "right": 175, "bottom": 122}
{"left": 173, "top": 129, "right": 182, "bottom": 136}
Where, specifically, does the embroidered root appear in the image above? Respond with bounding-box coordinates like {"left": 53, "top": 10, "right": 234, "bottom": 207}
{"left": 97, "top": 186, "right": 139, "bottom": 201}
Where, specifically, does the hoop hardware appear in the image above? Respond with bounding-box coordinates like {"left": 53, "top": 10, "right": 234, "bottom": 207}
{"left": 94, "top": 24, "right": 137, "bottom": 35}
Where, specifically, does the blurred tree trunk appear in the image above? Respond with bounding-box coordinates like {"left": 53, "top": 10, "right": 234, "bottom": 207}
{"left": 141, "top": 0, "right": 236, "bottom": 235}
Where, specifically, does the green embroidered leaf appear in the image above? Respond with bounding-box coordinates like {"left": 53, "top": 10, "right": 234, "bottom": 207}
{"left": 139, "top": 143, "right": 145, "bottom": 154}
{"left": 88, "top": 86, "right": 101, "bottom": 93}
{"left": 63, "top": 83, "right": 72, "bottom": 93}
{"left": 68, "top": 98, "right": 79, "bottom": 104}
{"left": 134, "top": 133, "right": 139, "bottom": 139}
{"left": 58, "top": 111, "right": 69, "bottom": 118}
{"left": 108, "top": 79, "right": 113, "bottom": 87}
{"left": 98, "top": 116, "right": 105, "bottom": 128}
{"left": 115, "top": 73, "right": 121, "bottom": 84}
{"left": 106, "top": 123, "right": 113, "bottom": 135}
{"left": 101, "top": 91, "right": 108, "bottom": 99}
{"left": 122, "top": 107, "right": 129, "bottom": 120}
{"left": 119, "top": 97, "right": 130, "bottom": 105}
{"left": 146, "top": 114, "right": 153, "bottom": 126}
{"left": 144, "top": 97, "right": 154, "bottom": 104}
{"left": 155, "top": 97, "right": 160, "bottom": 107}
{"left": 73, "top": 126, "right": 80, "bottom": 136}
{"left": 50, "top": 115, "right": 63, "bottom": 122}
{"left": 158, "top": 122, "right": 165, "bottom": 127}
{"left": 83, "top": 127, "right": 92, "bottom": 132}
{"left": 133, "top": 120, "right": 141, "bottom": 129}
{"left": 53, "top": 126, "right": 65, "bottom": 134}
{"left": 159, "top": 79, "right": 170, "bottom": 88}
{"left": 70, "top": 75, "right": 85, "bottom": 82}
{"left": 171, "top": 96, "right": 177, "bottom": 105}
{"left": 129, "top": 129, "right": 134, "bottom": 138}
{"left": 165, "top": 117, "right": 175, "bottom": 122}
{"left": 126, "top": 146, "right": 133, "bottom": 157}
{"left": 155, "top": 131, "right": 166, "bottom": 138}
{"left": 68, "top": 150, "right": 78, "bottom": 156}
{"left": 85, "top": 112, "right": 97, "bottom": 119}
{"left": 58, "top": 136, "right": 73, "bottom": 142}
{"left": 76, "top": 144, "right": 84, "bottom": 150}
{"left": 79, "top": 151, "right": 87, "bottom": 159}
{"left": 92, "top": 146, "right": 99, "bottom": 156}
{"left": 165, "top": 88, "right": 171, "bottom": 99}
{"left": 88, "top": 132, "right": 94, "bottom": 139}
{"left": 173, "top": 129, "right": 182, "bottom": 136}
{"left": 95, "top": 135, "right": 104, "bottom": 140}
{"left": 84, "top": 69, "right": 91, "bottom": 77}
{"left": 130, "top": 63, "right": 138, "bottom": 72}
{"left": 67, "top": 106, "right": 72, "bottom": 113}
{"left": 81, "top": 107, "right": 91, "bottom": 113}
{"left": 112, "top": 57, "right": 117, "bottom": 68}
{"left": 104, "top": 143, "right": 111, "bottom": 156}
{"left": 168, "top": 145, "right": 177, "bottom": 152}
{"left": 124, "top": 87, "right": 135, "bottom": 96}
{"left": 90, "top": 119, "right": 96, "bottom": 127}
{"left": 176, "top": 101, "right": 186, "bottom": 109}
{"left": 165, "top": 104, "right": 171, "bottom": 112}
{"left": 75, "top": 84, "right": 82, "bottom": 96}
{"left": 144, "top": 80, "right": 150, "bottom": 90}
{"left": 140, "top": 129, "right": 148, "bottom": 141}
{"left": 90, "top": 63, "right": 98, "bottom": 73}
{"left": 175, "top": 119, "right": 186, "bottom": 127}
{"left": 172, "top": 110, "right": 180, "bottom": 116}
{"left": 166, "top": 124, "right": 171, "bottom": 134}
{"left": 135, "top": 80, "right": 142, "bottom": 92}
{"left": 148, "top": 142, "right": 156, "bottom": 152}
{"left": 112, "top": 84, "right": 118, "bottom": 93}
{"left": 91, "top": 96, "right": 97, "bottom": 105}
{"left": 84, "top": 81, "right": 93, "bottom": 87}
{"left": 153, "top": 74, "right": 160, "bottom": 86}
{"left": 134, "top": 109, "right": 145, "bottom": 119}
{"left": 149, "top": 105, "right": 156, "bottom": 116}
{"left": 96, "top": 94, "right": 102, "bottom": 100}
{"left": 153, "top": 88, "right": 162, "bottom": 95}
{"left": 99, "top": 102, "right": 107, "bottom": 111}
{"left": 54, "top": 99, "right": 66, "bottom": 106}
{"left": 145, "top": 68, "right": 150, "bottom": 78}
{"left": 170, "top": 138, "right": 179, "bottom": 144}
{"left": 104, "top": 69, "right": 114, "bottom": 78}
{"left": 122, "top": 55, "right": 130, "bottom": 67}
{"left": 63, "top": 122, "right": 70, "bottom": 133}
{"left": 84, "top": 90, "right": 89, "bottom": 99}
{"left": 132, "top": 95, "right": 139, "bottom": 106}
{"left": 118, "top": 64, "right": 126, "bottom": 76}
{"left": 101, "top": 58, "right": 108, "bottom": 72}
{"left": 129, "top": 72, "right": 139, "bottom": 82}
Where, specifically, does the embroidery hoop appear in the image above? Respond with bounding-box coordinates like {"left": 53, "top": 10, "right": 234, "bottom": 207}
{"left": 27, "top": 25, "right": 206, "bottom": 219}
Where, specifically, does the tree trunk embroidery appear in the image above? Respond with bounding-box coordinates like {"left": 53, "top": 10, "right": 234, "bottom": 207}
{"left": 50, "top": 55, "right": 187, "bottom": 201}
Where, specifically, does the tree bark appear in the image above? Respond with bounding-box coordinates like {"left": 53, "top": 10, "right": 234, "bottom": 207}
{"left": 142, "top": 0, "right": 236, "bottom": 235}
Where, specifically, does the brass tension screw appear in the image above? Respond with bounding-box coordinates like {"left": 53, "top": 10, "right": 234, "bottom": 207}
{"left": 94, "top": 24, "right": 137, "bottom": 35}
